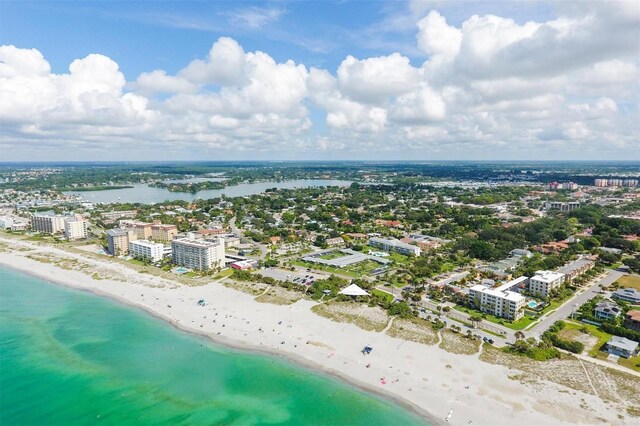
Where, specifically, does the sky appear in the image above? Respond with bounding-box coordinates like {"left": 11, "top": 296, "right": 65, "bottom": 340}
{"left": 0, "top": 0, "right": 639, "bottom": 162}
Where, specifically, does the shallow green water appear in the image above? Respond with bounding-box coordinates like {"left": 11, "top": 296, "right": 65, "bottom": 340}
{"left": 0, "top": 267, "right": 426, "bottom": 425}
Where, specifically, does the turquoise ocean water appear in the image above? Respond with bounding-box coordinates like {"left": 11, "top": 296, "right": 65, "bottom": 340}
{"left": 0, "top": 267, "right": 426, "bottom": 425}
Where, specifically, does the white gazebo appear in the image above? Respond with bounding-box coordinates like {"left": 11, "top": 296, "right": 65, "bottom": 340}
{"left": 339, "top": 284, "right": 369, "bottom": 296}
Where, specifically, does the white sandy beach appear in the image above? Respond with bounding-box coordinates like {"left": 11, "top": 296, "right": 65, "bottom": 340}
{"left": 0, "top": 236, "right": 638, "bottom": 426}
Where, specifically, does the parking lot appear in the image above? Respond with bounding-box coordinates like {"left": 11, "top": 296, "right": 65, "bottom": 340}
{"left": 258, "top": 267, "right": 327, "bottom": 286}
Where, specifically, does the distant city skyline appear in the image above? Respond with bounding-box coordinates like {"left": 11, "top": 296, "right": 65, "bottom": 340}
{"left": 1, "top": 0, "right": 638, "bottom": 161}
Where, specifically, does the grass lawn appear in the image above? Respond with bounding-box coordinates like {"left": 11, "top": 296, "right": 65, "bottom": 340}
{"left": 292, "top": 260, "right": 359, "bottom": 278}
{"left": 129, "top": 258, "right": 151, "bottom": 267}
{"left": 214, "top": 269, "right": 234, "bottom": 279}
{"left": 453, "top": 305, "right": 537, "bottom": 330}
{"left": 563, "top": 320, "right": 640, "bottom": 372}
{"left": 318, "top": 250, "right": 346, "bottom": 260}
{"left": 342, "top": 259, "right": 384, "bottom": 276}
{"left": 372, "top": 288, "right": 394, "bottom": 303}
{"left": 614, "top": 275, "right": 640, "bottom": 291}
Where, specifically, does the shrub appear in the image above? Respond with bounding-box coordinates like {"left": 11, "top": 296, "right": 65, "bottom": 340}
{"left": 601, "top": 323, "right": 640, "bottom": 343}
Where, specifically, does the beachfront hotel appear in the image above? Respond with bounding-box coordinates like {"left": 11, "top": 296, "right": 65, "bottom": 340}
{"left": 468, "top": 278, "right": 527, "bottom": 320}
{"left": 129, "top": 240, "right": 165, "bottom": 263}
{"left": 171, "top": 236, "right": 225, "bottom": 271}
{"left": 368, "top": 236, "right": 421, "bottom": 256}
{"left": 528, "top": 270, "right": 565, "bottom": 298}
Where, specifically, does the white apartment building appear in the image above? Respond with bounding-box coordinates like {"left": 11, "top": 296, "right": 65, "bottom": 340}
{"left": 468, "top": 283, "right": 526, "bottom": 320}
{"left": 528, "top": 270, "right": 565, "bottom": 298}
{"left": 171, "top": 236, "right": 225, "bottom": 271}
{"left": 32, "top": 214, "right": 66, "bottom": 234}
{"left": 0, "top": 216, "right": 14, "bottom": 229}
{"left": 64, "top": 217, "right": 88, "bottom": 240}
{"left": 129, "top": 240, "right": 165, "bottom": 262}
{"left": 368, "top": 237, "right": 421, "bottom": 256}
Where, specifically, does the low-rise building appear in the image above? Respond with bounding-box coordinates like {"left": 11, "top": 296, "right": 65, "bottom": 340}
{"left": 368, "top": 237, "right": 421, "bottom": 256}
{"left": 343, "top": 233, "right": 368, "bottom": 241}
{"left": 612, "top": 288, "right": 640, "bottom": 304}
{"left": 198, "top": 228, "right": 226, "bottom": 237}
{"left": 468, "top": 282, "right": 526, "bottom": 321}
{"left": 64, "top": 216, "right": 88, "bottom": 240}
{"left": 624, "top": 310, "right": 640, "bottom": 331}
{"left": 101, "top": 210, "right": 137, "bottom": 221}
{"left": 223, "top": 236, "right": 241, "bottom": 249}
{"left": 510, "top": 249, "right": 533, "bottom": 258}
{"left": 10, "top": 221, "right": 29, "bottom": 231}
{"left": 107, "top": 228, "right": 132, "bottom": 256}
{"left": 231, "top": 260, "right": 258, "bottom": 270}
{"left": 129, "top": 240, "right": 165, "bottom": 262}
{"left": 545, "top": 201, "right": 580, "bottom": 211}
{"left": 326, "top": 237, "right": 345, "bottom": 247}
{"left": 528, "top": 270, "right": 565, "bottom": 298}
{"left": 0, "top": 216, "right": 14, "bottom": 229}
{"left": 594, "top": 301, "right": 622, "bottom": 321}
{"left": 172, "top": 236, "right": 225, "bottom": 271}
{"left": 406, "top": 234, "right": 450, "bottom": 251}
{"left": 557, "top": 258, "right": 595, "bottom": 283}
{"left": 599, "top": 247, "right": 622, "bottom": 255}
{"left": 605, "top": 336, "right": 639, "bottom": 358}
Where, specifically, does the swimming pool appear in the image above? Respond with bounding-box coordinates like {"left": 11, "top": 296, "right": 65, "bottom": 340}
{"left": 527, "top": 301, "right": 538, "bottom": 309}
{"left": 173, "top": 267, "right": 189, "bottom": 274}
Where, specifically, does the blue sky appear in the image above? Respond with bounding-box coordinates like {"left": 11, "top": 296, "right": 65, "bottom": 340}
{"left": 2, "top": 1, "right": 556, "bottom": 77}
{"left": 0, "top": 1, "right": 638, "bottom": 161}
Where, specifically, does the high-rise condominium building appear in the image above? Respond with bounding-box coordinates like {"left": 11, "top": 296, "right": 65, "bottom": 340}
{"left": 64, "top": 217, "right": 88, "bottom": 240}
{"left": 31, "top": 213, "right": 66, "bottom": 234}
{"left": 129, "top": 240, "right": 165, "bottom": 262}
{"left": 468, "top": 280, "right": 526, "bottom": 321}
{"left": 528, "top": 270, "right": 565, "bottom": 298}
{"left": 151, "top": 224, "right": 178, "bottom": 241}
{"left": 171, "top": 236, "right": 225, "bottom": 271}
{"left": 120, "top": 220, "right": 153, "bottom": 239}
{"left": 107, "top": 228, "right": 132, "bottom": 255}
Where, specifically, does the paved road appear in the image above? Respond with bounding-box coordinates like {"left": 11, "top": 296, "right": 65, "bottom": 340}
{"left": 432, "top": 271, "right": 470, "bottom": 287}
{"left": 414, "top": 309, "right": 510, "bottom": 347}
{"left": 420, "top": 298, "right": 515, "bottom": 341}
{"left": 229, "top": 216, "right": 269, "bottom": 259}
{"left": 527, "top": 270, "right": 625, "bottom": 336}
{"left": 418, "top": 270, "right": 627, "bottom": 344}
